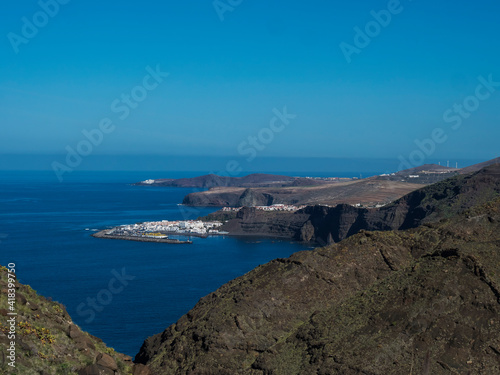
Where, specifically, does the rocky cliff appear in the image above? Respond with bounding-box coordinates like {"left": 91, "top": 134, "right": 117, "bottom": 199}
{"left": 206, "top": 164, "right": 500, "bottom": 245}
{"left": 135, "top": 173, "right": 500, "bottom": 374}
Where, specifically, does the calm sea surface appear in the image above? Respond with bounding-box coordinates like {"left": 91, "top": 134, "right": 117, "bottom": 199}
{"left": 0, "top": 171, "right": 339, "bottom": 356}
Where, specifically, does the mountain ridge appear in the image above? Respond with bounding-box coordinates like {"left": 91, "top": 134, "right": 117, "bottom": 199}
{"left": 181, "top": 157, "right": 500, "bottom": 207}
{"left": 135, "top": 167, "right": 500, "bottom": 374}
{"left": 134, "top": 173, "right": 329, "bottom": 188}
{"left": 203, "top": 164, "right": 500, "bottom": 244}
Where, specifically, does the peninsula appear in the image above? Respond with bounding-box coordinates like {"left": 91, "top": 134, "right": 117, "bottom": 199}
{"left": 134, "top": 173, "right": 333, "bottom": 188}
{"left": 135, "top": 163, "right": 500, "bottom": 374}
{"left": 97, "top": 158, "right": 500, "bottom": 245}
{"left": 135, "top": 165, "right": 472, "bottom": 208}
{"left": 5, "top": 160, "right": 500, "bottom": 374}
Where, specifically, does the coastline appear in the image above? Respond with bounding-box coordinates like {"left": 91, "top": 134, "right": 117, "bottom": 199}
{"left": 92, "top": 230, "right": 193, "bottom": 244}
{"left": 91, "top": 228, "right": 302, "bottom": 244}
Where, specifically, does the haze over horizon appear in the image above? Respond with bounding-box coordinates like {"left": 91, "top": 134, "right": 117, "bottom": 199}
{"left": 3, "top": 3, "right": 500, "bottom": 371}
{"left": 1, "top": 1, "right": 499, "bottom": 172}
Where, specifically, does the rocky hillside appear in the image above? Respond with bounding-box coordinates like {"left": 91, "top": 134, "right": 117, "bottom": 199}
{"left": 205, "top": 164, "right": 500, "bottom": 244}
{"left": 0, "top": 268, "right": 150, "bottom": 375}
{"left": 154, "top": 158, "right": 500, "bottom": 207}
{"left": 184, "top": 179, "right": 423, "bottom": 208}
{"left": 135, "top": 185, "right": 500, "bottom": 374}
{"left": 376, "top": 164, "right": 460, "bottom": 185}
{"left": 377, "top": 158, "right": 500, "bottom": 185}
{"left": 459, "top": 157, "right": 500, "bottom": 174}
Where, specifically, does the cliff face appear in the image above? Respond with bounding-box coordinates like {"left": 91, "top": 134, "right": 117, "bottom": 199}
{"left": 135, "top": 184, "right": 500, "bottom": 374}
{"left": 209, "top": 165, "right": 500, "bottom": 244}
{"left": 182, "top": 188, "right": 272, "bottom": 207}
{"left": 217, "top": 207, "right": 311, "bottom": 239}
{"left": 183, "top": 189, "right": 243, "bottom": 207}
{"left": 0, "top": 269, "right": 149, "bottom": 375}
{"left": 236, "top": 189, "right": 273, "bottom": 207}
{"left": 9, "top": 164, "right": 500, "bottom": 374}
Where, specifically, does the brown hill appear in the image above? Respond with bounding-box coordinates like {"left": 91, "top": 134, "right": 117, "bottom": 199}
{"left": 397, "top": 163, "right": 456, "bottom": 175}
{"left": 459, "top": 157, "right": 500, "bottom": 174}
{"left": 135, "top": 174, "right": 500, "bottom": 374}
{"left": 183, "top": 179, "right": 423, "bottom": 208}
{"left": 203, "top": 165, "right": 500, "bottom": 244}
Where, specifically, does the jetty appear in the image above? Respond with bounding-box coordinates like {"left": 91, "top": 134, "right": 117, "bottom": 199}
{"left": 92, "top": 230, "right": 193, "bottom": 244}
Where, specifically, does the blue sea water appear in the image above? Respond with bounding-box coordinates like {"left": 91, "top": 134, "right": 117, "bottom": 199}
{"left": 0, "top": 170, "right": 325, "bottom": 357}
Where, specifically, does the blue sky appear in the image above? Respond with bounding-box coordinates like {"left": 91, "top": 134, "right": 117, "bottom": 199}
{"left": 1, "top": 0, "right": 499, "bottom": 170}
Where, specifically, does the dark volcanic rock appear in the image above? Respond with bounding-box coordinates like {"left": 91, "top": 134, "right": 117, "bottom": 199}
{"left": 135, "top": 168, "right": 500, "bottom": 374}
{"left": 236, "top": 188, "right": 272, "bottom": 207}
{"left": 96, "top": 353, "right": 118, "bottom": 371}
{"left": 218, "top": 207, "right": 311, "bottom": 239}
{"left": 210, "top": 165, "right": 500, "bottom": 244}
{"left": 182, "top": 189, "right": 242, "bottom": 207}
{"left": 133, "top": 364, "right": 152, "bottom": 375}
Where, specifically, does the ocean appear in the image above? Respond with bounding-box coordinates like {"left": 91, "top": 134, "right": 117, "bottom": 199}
{"left": 0, "top": 170, "right": 333, "bottom": 357}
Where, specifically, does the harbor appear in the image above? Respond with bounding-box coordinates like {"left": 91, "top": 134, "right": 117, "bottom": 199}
{"left": 92, "top": 219, "right": 228, "bottom": 244}
{"left": 92, "top": 230, "right": 193, "bottom": 244}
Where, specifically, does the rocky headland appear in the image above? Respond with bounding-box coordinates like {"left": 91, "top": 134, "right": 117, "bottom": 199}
{"left": 161, "top": 158, "right": 500, "bottom": 208}
{"left": 134, "top": 173, "right": 330, "bottom": 188}
{"left": 203, "top": 164, "right": 500, "bottom": 245}
{"left": 4, "top": 159, "right": 500, "bottom": 374}
{"left": 135, "top": 164, "right": 500, "bottom": 374}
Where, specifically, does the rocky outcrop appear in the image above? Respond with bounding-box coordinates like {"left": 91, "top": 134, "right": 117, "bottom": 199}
{"left": 183, "top": 188, "right": 275, "bottom": 207}
{"left": 182, "top": 189, "right": 244, "bottom": 207}
{"left": 212, "top": 207, "right": 311, "bottom": 239}
{"left": 207, "top": 165, "right": 500, "bottom": 244}
{"left": 135, "top": 181, "right": 500, "bottom": 374}
{"left": 236, "top": 188, "right": 272, "bottom": 207}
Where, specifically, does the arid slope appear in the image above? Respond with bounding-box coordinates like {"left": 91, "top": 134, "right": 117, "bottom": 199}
{"left": 0, "top": 268, "right": 149, "bottom": 375}
{"left": 136, "top": 168, "right": 500, "bottom": 374}
{"left": 183, "top": 178, "right": 423, "bottom": 207}
{"left": 204, "top": 165, "right": 500, "bottom": 244}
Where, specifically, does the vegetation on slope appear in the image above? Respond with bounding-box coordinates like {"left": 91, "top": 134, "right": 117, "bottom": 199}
{"left": 0, "top": 268, "right": 148, "bottom": 375}
{"left": 136, "top": 176, "right": 500, "bottom": 374}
